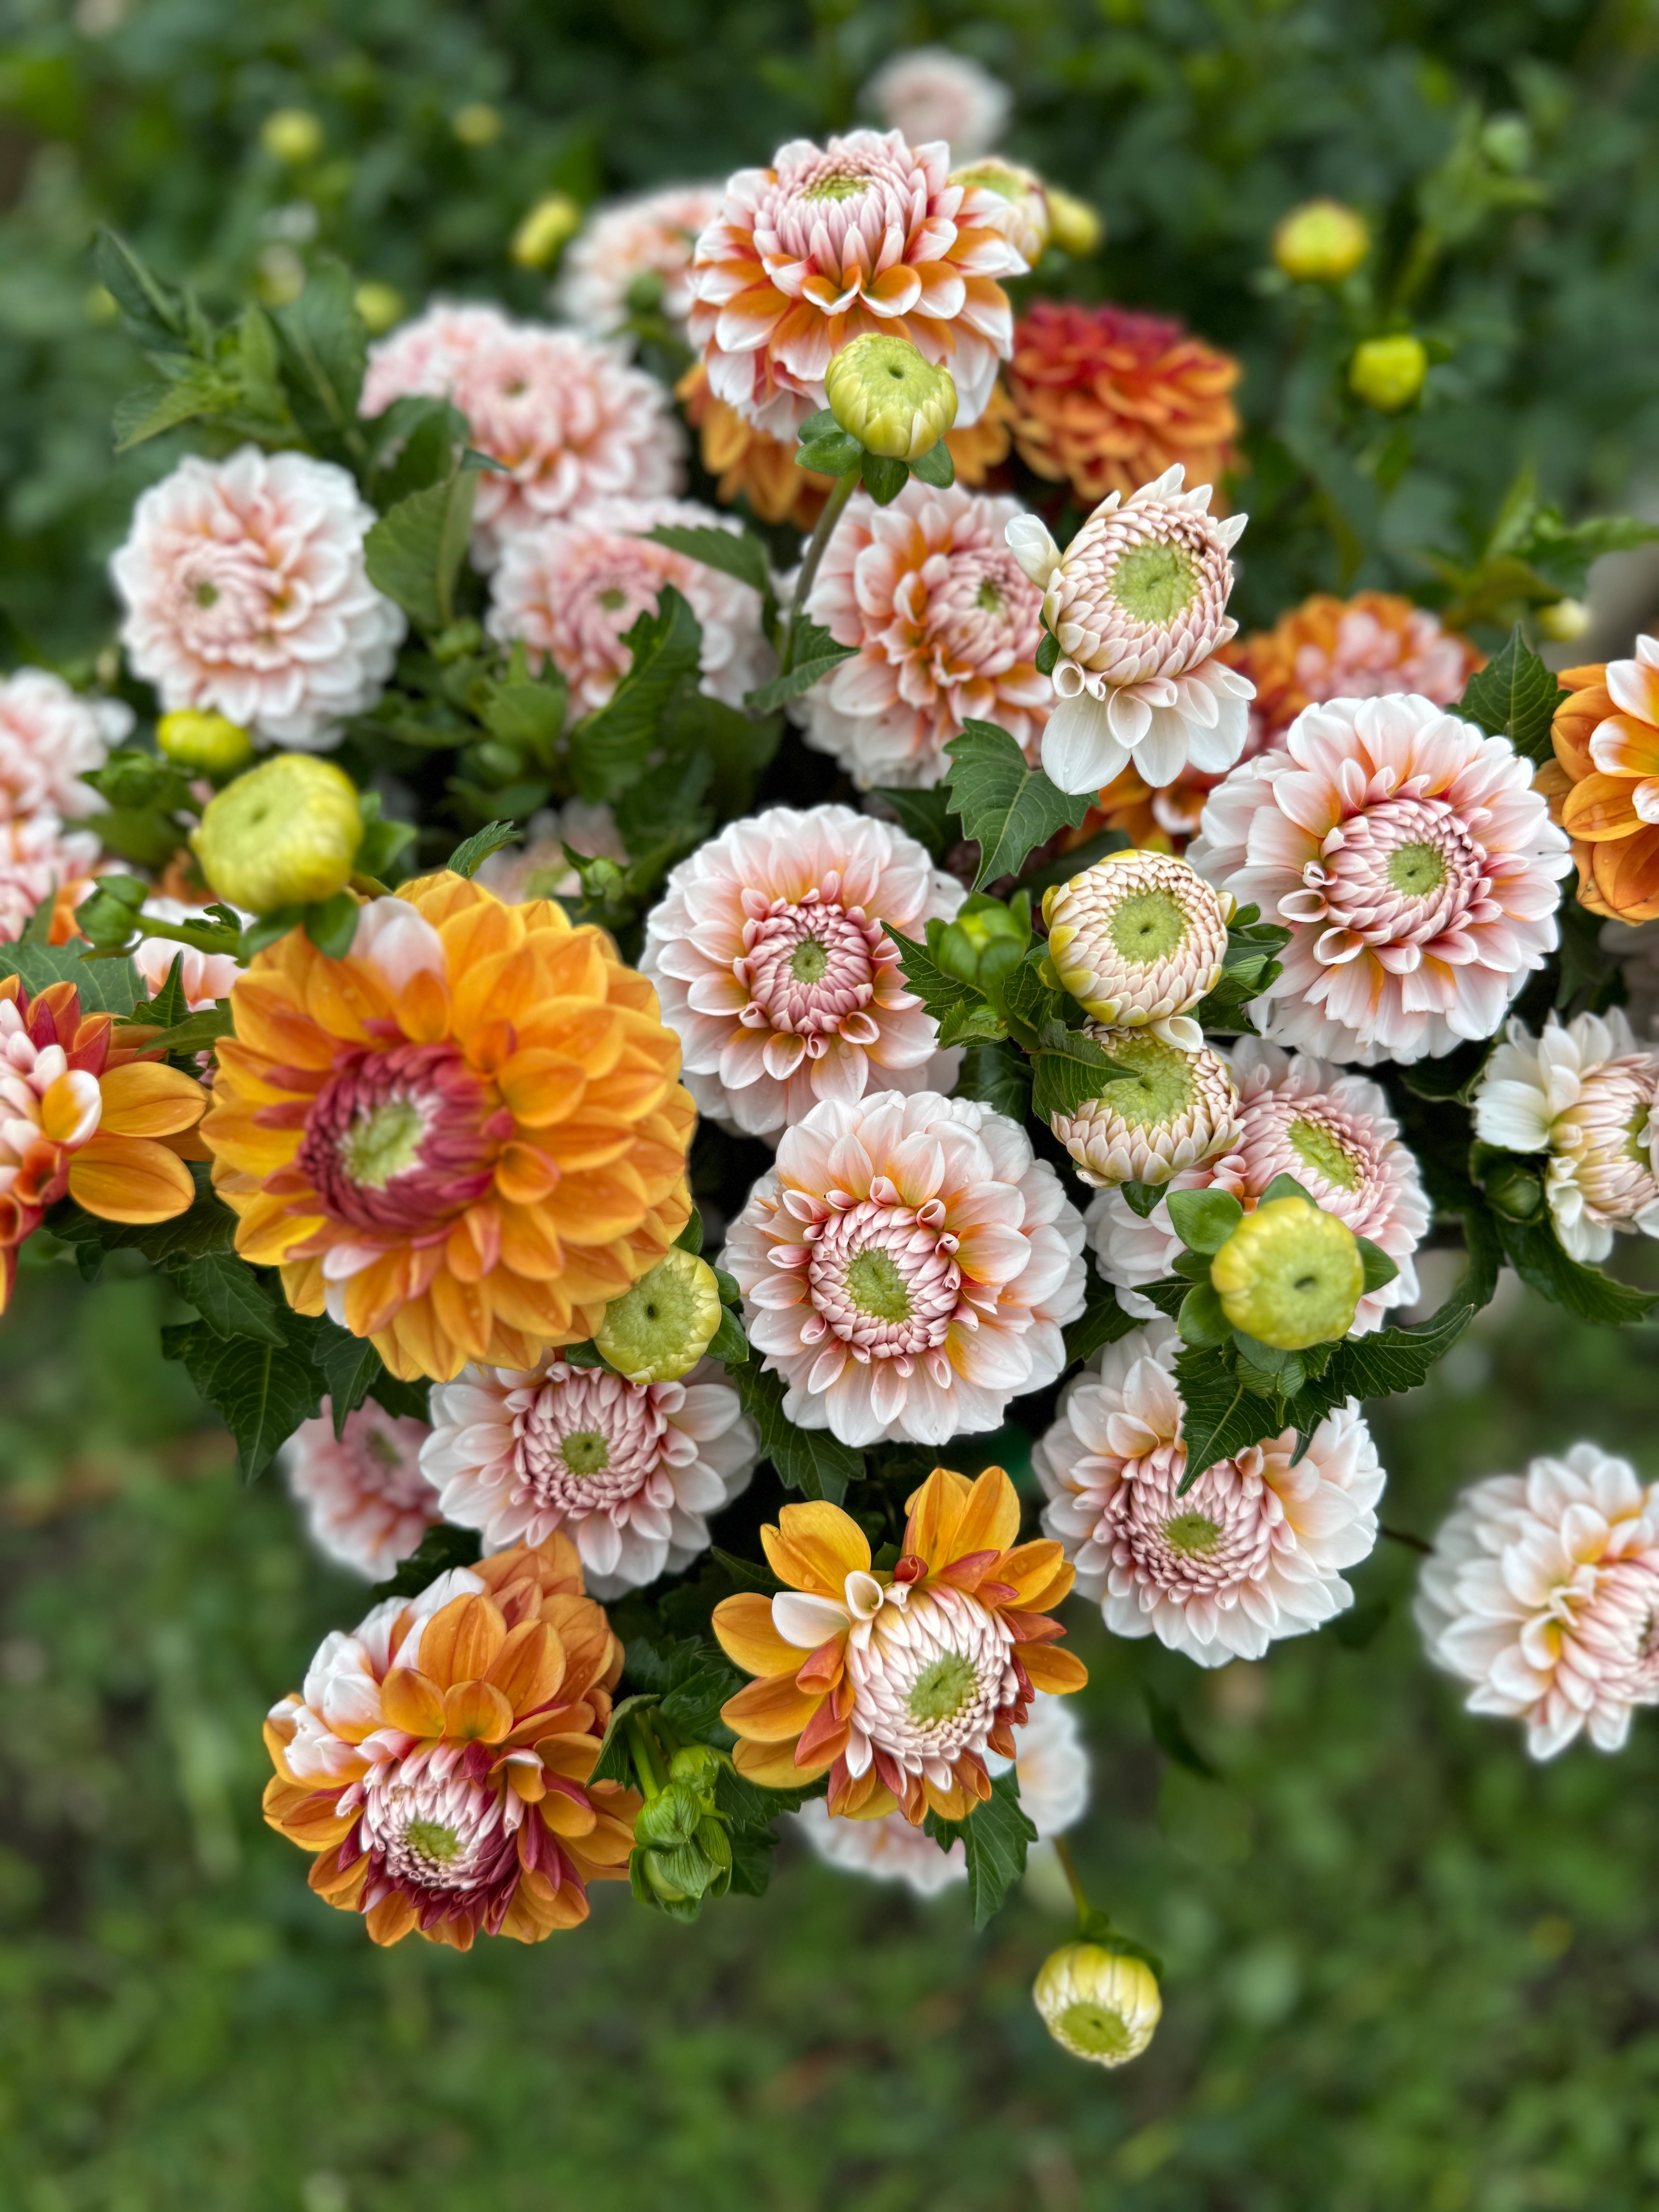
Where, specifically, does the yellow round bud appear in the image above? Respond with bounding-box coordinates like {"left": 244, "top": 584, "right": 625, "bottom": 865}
{"left": 1272, "top": 198, "right": 1369, "bottom": 283}
{"left": 191, "top": 754, "right": 363, "bottom": 913}
{"left": 84, "top": 284, "right": 119, "bottom": 326}
{"left": 1033, "top": 1944, "right": 1160, "bottom": 2067}
{"left": 1044, "top": 185, "right": 1103, "bottom": 258}
{"left": 1209, "top": 1195, "right": 1364, "bottom": 1350}
{"left": 594, "top": 1247, "right": 723, "bottom": 1384}
{"left": 1349, "top": 333, "right": 1428, "bottom": 413}
{"left": 510, "top": 193, "right": 583, "bottom": 270}
{"left": 260, "top": 108, "right": 324, "bottom": 167}
{"left": 353, "top": 281, "right": 405, "bottom": 336}
{"left": 156, "top": 710, "right": 256, "bottom": 778}
{"left": 1537, "top": 598, "right": 1590, "bottom": 643}
{"left": 824, "top": 333, "right": 958, "bottom": 460}
{"left": 452, "top": 102, "right": 503, "bottom": 148}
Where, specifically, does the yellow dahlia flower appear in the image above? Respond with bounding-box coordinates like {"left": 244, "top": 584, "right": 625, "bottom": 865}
{"left": 201, "top": 872, "right": 694, "bottom": 1381}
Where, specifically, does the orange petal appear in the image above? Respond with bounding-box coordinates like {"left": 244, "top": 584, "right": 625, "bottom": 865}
{"left": 1562, "top": 772, "right": 1645, "bottom": 842}
{"left": 1021, "top": 1644, "right": 1089, "bottom": 1694}
{"left": 486, "top": 1620, "right": 564, "bottom": 1714}
{"left": 417, "top": 1593, "right": 507, "bottom": 1688}
{"left": 949, "top": 1465, "right": 1022, "bottom": 1559}
{"left": 733, "top": 1734, "right": 836, "bottom": 1788}
{"left": 763, "top": 1501, "right": 871, "bottom": 1595}
{"left": 65, "top": 1132, "right": 195, "bottom": 1223}
{"left": 902, "top": 1465, "right": 974, "bottom": 1572}
{"left": 442, "top": 1679, "right": 515, "bottom": 1743}
{"left": 379, "top": 1667, "right": 445, "bottom": 1738}
{"left": 96, "top": 1059, "right": 206, "bottom": 1138}
{"left": 538, "top": 1786, "right": 599, "bottom": 1839}
{"left": 999, "top": 1540, "right": 1073, "bottom": 1608}
{"left": 711, "top": 1592, "right": 801, "bottom": 1679}
{"left": 720, "top": 1672, "right": 824, "bottom": 1743}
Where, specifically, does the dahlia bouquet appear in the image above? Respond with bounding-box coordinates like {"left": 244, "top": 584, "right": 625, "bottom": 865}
{"left": 7, "top": 95, "right": 1659, "bottom": 2070}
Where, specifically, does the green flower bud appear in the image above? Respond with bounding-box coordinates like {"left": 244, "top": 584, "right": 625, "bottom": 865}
{"left": 1033, "top": 1944, "right": 1160, "bottom": 2067}
{"left": 1482, "top": 1161, "right": 1546, "bottom": 1223}
{"left": 1044, "top": 185, "right": 1103, "bottom": 258}
{"left": 1537, "top": 598, "right": 1589, "bottom": 644}
{"left": 191, "top": 754, "right": 363, "bottom": 914}
{"left": 260, "top": 108, "right": 323, "bottom": 166}
{"left": 634, "top": 1781, "right": 704, "bottom": 1851}
{"left": 824, "top": 334, "right": 957, "bottom": 461}
{"left": 511, "top": 193, "right": 582, "bottom": 270}
{"left": 452, "top": 101, "right": 503, "bottom": 148}
{"left": 1272, "top": 198, "right": 1369, "bottom": 283}
{"left": 156, "top": 709, "right": 256, "bottom": 778}
{"left": 353, "top": 280, "right": 405, "bottom": 336}
{"left": 1209, "top": 1195, "right": 1365, "bottom": 1351}
{"left": 593, "top": 1247, "right": 722, "bottom": 1384}
{"left": 1349, "top": 334, "right": 1428, "bottom": 413}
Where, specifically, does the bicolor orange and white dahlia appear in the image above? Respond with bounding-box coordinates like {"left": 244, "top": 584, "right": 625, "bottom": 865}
{"left": 713, "top": 1465, "right": 1086, "bottom": 1822}
{"left": 263, "top": 1532, "right": 640, "bottom": 1946}
{"left": 687, "top": 128, "right": 1025, "bottom": 440}
{"left": 1539, "top": 635, "right": 1659, "bottom": 923}
{"left": 201, "top": 874, "right": 694, "bottom": 1382}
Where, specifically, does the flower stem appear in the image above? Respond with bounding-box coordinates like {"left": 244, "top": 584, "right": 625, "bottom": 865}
{"left": 130, "top": 915, "right": 242, "bottom": 957}
{"left": 626, "top": 1715, "right": 664, "bottom": 1800}
{"left": 1052, "top": 1835, "right": 1092, "bottom": 1931}
{"left": 782, "top": 467, "right": 858, "bottom": 672}
{"left": 1380, "top": 1522, "right": 1432, "bottom": 1555}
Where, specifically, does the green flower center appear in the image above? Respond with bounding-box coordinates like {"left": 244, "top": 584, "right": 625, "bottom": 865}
{"left": 791, "top": 937, "right": 829, "bottom": 984}
{"left": 977, "top": 579, "right": 1006, "bottom": 613}
{"left": 1110, "top": 540, "right": 1197, "bottom": 629}
{"left": 1058, "top": 2001, "right": 1133, "bottom": 2059}
{"left": 598, "top": 588, "right": 628, "bottom": 611}
{"left": 1625, "top": 1103, "right": 1652, "bottom": 1166}
{"left": 194, "top": 582, "right": 219, "bottom": 609}
{"left": 365, "top": 1427, "right": 404, "bottom": 1471}
{"left": 405, "top": 1818, "right": 460, "bottom": 1865}
{"left": 802, "top": 171, "right": 868, "bottom": 203}
{"left": 907, "top": 1651, "right": 978, "bottom": 1726}
{"left": 1288, "top": 1115, "right": 1360, "bottom": 1193}
{"left": 1106, "top": 1034, "right": 1195, "bottom": 1130}
{"left": 341, "top": 1097, "right": 426, "bottom": 1189}
{"left": 1385, "top": 841, "right": 1446, "bottom": 898}
{"left": 1108, "top": 887, "right": 1188, "bottom": 965}
{"left": 1162, "top": 1511, "right": 1221, "bottom": 1556}
{"left": 560, "top": 1430, "right": 610, "bottom": 1478}
{"left": 846, "top": 1247, "right": 911, "bottom": 1324}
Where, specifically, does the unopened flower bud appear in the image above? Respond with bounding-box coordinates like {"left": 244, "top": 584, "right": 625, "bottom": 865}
{"left": 191, "top": 754, "right": 363, "bottom": 913}
{"left": 511, "top": 192, "right": 582, "bottom": 270}
{"left": 1272, "top": 198, "right": 1369, "bottom": 283}
{"left": 594, "top": 1247, "right": 722, "bottom": 1384}
{"left": 1033, "top": 1943, "right": 1160, "bottom": 2066}
{"left": 1051, "top": 1029, "right": 1241, "bottom": 1189}
{"left": 825, "top": 334, "right": 957, "bottom": 460}
{"left": 260, "top": 108, "right": 323, "bottom": 166}
{"left": 1044, "top": 186, "right": 1103, "bottom": 258}
{"left": 452, "top": 101, "right": 503, "bottom": 148}
{"left": 1537, "top": 598, "right": 1589, "bottom": 643}
{"left": 156, "top": 709, "right": 255, "bottom": 778}
{"left": 1482, "top": 1160, "right": 1546, "bottom": 1222}
{"left": 353, "top": 280, "right": 404, "bottom": 335}
{"left": 1210, "top": 1194, "right": 1364, "bottom": 1349}
{"left": 1349, "top": 334, "right": 1427, "bottom": 413}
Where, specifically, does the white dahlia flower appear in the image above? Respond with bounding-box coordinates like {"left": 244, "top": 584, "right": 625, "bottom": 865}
{"left": 110, "top": 448, "right": 404, "bottom": 749}
{"left": 725, "top": 1089, "right": 1086, "bottom": 1447}
{"left": 863, "top": 48, "right": 1011, "bottom": 164}
{"left": 1036, "top": 1319, "right": 1384, "bottom": 1665}
{"left": 1050, "top": 1028, "right": 1242, "bottom": 1189}
{"left": 554, "top": 184, "right": 726, "bottom": 345}
{"left": 1043, "top": 847, "right": 1233, "bottom": 1029}
{"left": 281, "top": 1399, "right": 440, "bottom": 1582}
{"left": 0, "top": 669, "right": 130, "bottom": 821}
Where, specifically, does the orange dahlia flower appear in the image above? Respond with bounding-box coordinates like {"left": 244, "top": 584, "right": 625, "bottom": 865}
{"left": 262, "top": 1531, "right": 641, "bottom": 1948}
{"left": 1221, "top": 589, "right": 1485, "bottom": 746}
{"left": 1540, "top": 638, "right": 1659, "bottom": 923}
{"left": 678, "top": 362, "right": 834, "bottom": 528}
{"left": 713, "top": 1465, "right": 1085, "bottom": 1826}
{"left": 1007, "top": 301, "right": 1240, "bottom": 508}
{"left": 201, "top": 873, "right": 694, "bottom": 1382}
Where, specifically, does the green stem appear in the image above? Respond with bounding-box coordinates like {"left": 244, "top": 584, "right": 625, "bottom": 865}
{"left": 782, "top": 467, "right": 858, "bottom": 671}
{"left": 627, "top": 1715, "right": 665, "bottom": 1800}
{"left": 130, "top": 915, "right": 242, "bottom": 958}
{"left": 1052, "top": 1835, "right": 1092, "bottom": 1932}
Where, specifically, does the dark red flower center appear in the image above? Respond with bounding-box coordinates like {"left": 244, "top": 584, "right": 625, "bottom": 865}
{"left": 296, "top": 1041, "right": 509, "bottom": 1235}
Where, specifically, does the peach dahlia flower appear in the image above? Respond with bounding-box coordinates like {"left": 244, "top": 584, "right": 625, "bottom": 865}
{"left": 863, "top": 49, "right": 1011, "bottom": 165}
{"left": 554, "top": 184, "right": 726, "bottom": 345}
{"left": 0, "top": 669, "right": 130, "bottom": 821}
{"left": 282, "top": 1399, "right": 440, "bottom": 1582}
{"left": 0, "top": 815, "right": 103, "bottom": 945}
{"left": 1539, "top": 635, "right": 1659, "bottom": 924}
{"left": 1224, "top": 591, "right": 1484, "bottom": 750}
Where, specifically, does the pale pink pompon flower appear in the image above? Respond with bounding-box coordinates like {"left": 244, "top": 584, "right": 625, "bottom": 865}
{"left": 687, "top": 127, "right": 1026, "bottom": 440}
{"left": 282, "top": 1398, "right": 440, "bottom": 1583}
{"left": 487, "top": 496, "right": 773, "bottom": 717}
{"left": 725, "top": 1089, "right": 1086, "bottom": 1448}
{"left": 421, "top": 1356, "right": 758, "bottom": 1599}
{"left": 863, "top": 48, "right": 1011, "bottom": 165}
{"left": 801, "top": 480, "right": 1051, "bottom": 788}
{"left": 360, "top": 303, "right": 683, "bottom": 566}
{"left": 554, "top": 185, "right": 726, "bottom": 345}
{"left": 131, "top": 898, "right": 245, "bottom": 1009}
{"left": 1417, "top": 1445, "right": 1659, "bottom": 1759}
{"left": 110, "top": 448, "right": 404, "bottom": 750}
{"left": 0, "top": 670, "right": 131, "bottom": 822}
{"left": 640, "top": 804, "right": 966, "bottom": 1141}
{"left": 1191, "top": 692, "right": 1572, "bottom": 1065}
{"left": 0, "top": 814, "right": 102, "bottom": 943}
{"left": 1036, "top": 1319, "right": 1383, "bottom": 1666}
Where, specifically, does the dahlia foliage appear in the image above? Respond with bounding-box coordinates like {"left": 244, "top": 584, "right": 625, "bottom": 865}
{"left": 13, "top": 82, "right": 1659, "bottom": 2048}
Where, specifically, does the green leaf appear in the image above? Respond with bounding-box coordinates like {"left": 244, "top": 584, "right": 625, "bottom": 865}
{"left": 445, "top": 821, "right": 519, "bottom": 879}
{"left": 953, "top": 1039, "right": 1032, "bottom": 1119}
{"left": 1356, "top": 1236, "right": 1400, "bottom": 1294}
{"left": 1035, "top": 629, "right": 1061, "bottom": 678}
{"left": 133, "top": 953, "right": 191, "bottom": 1032}
{"left": 744, "top": 623, "right": 859, "bottom": 713}
{"left": 944, "top": 722, "right": 1090, "bottom": 891}
{"left": 922, "top": 1770, "right": 1036, "bottom": 1930}
{"left": 1177, "top": 1281, "right": 1231, "bottom": 1348}
{"left": 1457, "top": 625, "right": 1568, "bottom": 764}
{"left": 644, "top": 522, "right": 771, "bottom": 599}
{"left": 0, "top": 940, "right": 139, "bottom": 1017}
{"left": 708, "top": 1306, "right": 750, "bottom": 1367}
{"left": 1173, "top": 1346, "right": 1290, "bottom": 1486}
{"left": 368, "top": 396, "right": 469, "bottom": 504}
{"left": 364, "top": 466, "right": 480, "bottom": 635}
{"left": 303, "top": 892, "right": 359, "bottom": 958}
{"left": 273, "top": 259, "right": 367, "bottom": 453}
{"left": 93, "top": 227, "right": 186, "bottom": 342}
{"left": 302, "top": 1320, "right": 414, "bottom": 1435}
{"left": 907, "top": 439, "right": 954, "bottom": 488}
{"left": 869, "top": 785, "right": 962, "bottom": 861}
{"left": 1119, "top": 1180, "right": 1168, "bottom": 1220}
{"left": 569, "top": 586, "right": 704, "bottom": 804}
{"left": 1495, "top": 1217, "right": 1659, "bottom": 1326}
{"left": 112, "top": 367, "right": 240, "bottom": 453}
{"left": 160, "top": 1310, "right": 324, "bottom": 1482}
{"left": 796, "top": 430, "right": 863, "bottom": 475}
{"left": 1145, "top": 1688, "right": 1219, "bottom": 1779}
{"left": 1063, "top": 1260, "right": 1139, "bottom": 1365}
{"left": 137, "top": 1003, "right": 235, "bottom": 1059}
{"left": 729, "top": 1359, "right": 862, "bottom": 1505}
{"left": 1165, "top": 1187, "right": 1244, "bottom": 1254}
{"left": 171, "top": 1253, "right": 285, "bottom": 1345}
{"left": 368, "top": 1522, "right": 483, "bottom": 1603}
{"left": 860, "top": 451, "right": 909, "bottom": 503}
{"left": 1030, "top": 1020, "right": 1127, "bottom": 1122}
{"left": 886, "top": 924, "right": 995, "bottom": 1032}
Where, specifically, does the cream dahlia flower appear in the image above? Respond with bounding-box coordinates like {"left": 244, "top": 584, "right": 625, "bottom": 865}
{"left": 1044, "top": 848, "right": 1233, "bottom": 1029}
{"left": 863, "top": 49, "right": 1011, "bottom": 164}
{"left": 1416, "top": 1444, "right": 1659, "bottom": 1759}
{"left": 687, "top": 127, "right": 1025, "bottom": 440}
{"left": 1005, "top": 465, "right": 1253, "bottom": 796}
{"left": 1036, "top": 1319, "right": 1384, "bottom": 1665}
{"left": 725, "top": 1089, "right": 1085, "bottom": 1447}
{"left": 0, "top": 669, "right": 130, "bottom": 821}
{"left": 0, "top": 814, "right": 102, "bottom": 943}
{"left": 421, "top": 1355, "right": 757, "bottom": 1599}
{"left": 281, "top": 1399, "right": 440, "bottom": 1582}
{"left": 1050, "top": 1028, "right": 1241, "bottom": 1189}
{"left": 800, "top": 479, "right": 1051, "bottom": 788}
{"left": 1191, "top": 693, "right": 1572, "bottom": 1065}
{"left": 640, "top": 805, "right": 965, "bottom": 1141}
{"left": 1087, "top": 1038, "right": 1429, "bottom": 1331}
{"left": 111, "top": 448, "right": 404, "bottom": 749}
{"left": 1473, "top": 1008, "right": 1659, "bottom": 1262}
{"left": 476, "top": 801, "right": 624, "bottom": 905}
{"left": 361, "top": 304, "right": 683, "bottom": 565}
{"left": 553, "top": 184, "right": 726, "bottom": 345}
{"left": 486, "top": 496, "right": 771, "bottom": 717}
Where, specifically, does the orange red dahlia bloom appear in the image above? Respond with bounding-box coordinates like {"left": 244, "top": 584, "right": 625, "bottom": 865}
{"left": 200, "top": 872, "right": 694, "bottom": 1382}
{"left": 1539, "top": 639, "right": 1659, "bottom": 923}
{"left": 713, "top": 1465, "right": 1085, "bottom": 1827}
{"left": 263, "top": 1532, "right": 640, "bottom": 1948}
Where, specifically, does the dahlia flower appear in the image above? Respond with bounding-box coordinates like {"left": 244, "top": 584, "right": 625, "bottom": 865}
{"left": 1034, "top": 1943, "right": 1161, "bottom": 2066}
{"left": 1087, "top": 1039, "right": 1429, "bottom": 1331}
{"left": 1537, "top": 635, "right": 1659, "bottom": 923}
{"left": 110, "top": 448, "right": 404, "bottom": 749}
{"left": 686, "top": 128, "right": 1025, "bottom": 440}
{"left": 1036, "top": 1319, "right": 1383, "bottom": 1665}
{"left": 263, "top": 1532, "right": 641, "bottom": 1945}
{"left": 863, "top": 49, "right": 1010, "bottom": 164}
{"left": 282, "top": 1400, "right": 440, "bottom": 1581}
{"left": 1007, "top": 301, "right": 1241, "bottom": 508}
{"left": 639, "top": 805, "right": 965, "bottom": 1141}
{"left": 1416, "top": 1445, "right": 1659, "bottom": 1759}
{"left": 1191, "top": 693, "right": 1571, "bottom": 1064}
{"left": 0, "top": 815, "right": 103, "bottom": 945}
{"left": 486, "top": 497, "right": 771, "bottom": 717}
{"left": 1224, "top": 591, "right": 1484, "bottom": 750}
{"left": 1006, "top": 466, "right": 1253, "bottom": 797}
{"left": 421, "top": 1355, "right": 758, "bottom": 1598}
{"left": 793, "top": 1688, "right": 1088, "bottom": 1893}
{"left": 712, "top": 1463, "right": 1086, "bottom": 1820}
{"left": 1050, "top": 1028, "right": 1241, "bottom": 1190}
{"left": 553, "top": 185, "right": 725, "bottom": 345}
{"left": 1473, "top": 1008, "right": 1659, "bottom": 1262}
{"left": 476, "top": 802, "right": 624, "bottom": 905}
{"left": 724, "top": 1089, "right": 1085, "bottom": 1446}
{"left": 361, "top": 305, "right": 683, "bottom": 565}
{"left": 0, "top": 668, "right": 130, "bottom": 821}
{"left": 201, "top": 874, "right": 694, "bottom": 1383}
{"left": 131, "top": 899, "right": 244, "bottom": 1010}
{"left": 1042, "top": 848, "right": 1233, "bottom": 1029}
{"left": 802, "top": 480, "right": 1050, "bottom": 787}
{"left": 950, "top": 160, "right": 1051, "bottom": 269}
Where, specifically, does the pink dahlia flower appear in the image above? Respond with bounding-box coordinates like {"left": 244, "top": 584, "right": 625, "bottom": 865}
{"left": 421, "top": 1356, "right": 757, "bottom": 1598}
{"left": 476, "top": 801, "right": 624, "bottom": 905}
{"left": 863, "top": 49, "right": 1011, "bottom": 165}
{"left": 1086, "top": 1038, "right": 1429, "bottom": 1332}
{"left": 486, "top": 496, "right": 772, "bottom": 717}
{"left": 1417, "top": 1444, "right": 1659, "bottom": 1759}
{"left": 1036, "top": 1320, "right": 1383, "bottom": 1665}
{"left": 110, "top": 448, "right": 404, "bottom": 749}
{"left": 1191, "top": 692, "right": 1572, "bottom": 1064}
{"left": 0, "top": 814, "right": 102, "bottom": 943}
{"left": 361, "top": 304, "right": 683, "bottom": 565}
{"left": 687, "top": 127, "right": 1025, "bottom": 440}
{"left": 131, "top": 899, "right": 244, "bottom": 1009}
{"left": 800, "top": 480, "right": 1051, "bottom": 788}
{"left": 281, "top": 1399, "right": 440, "bottom": 1582}
{"left": 554, "top": 185, "right": 726, "bottom": 345}
{"left": 725, "top": 1088, "right": 1086, "bottom": 1447}
{"left": 0, "top": 670, "right": 130, "bottom": 821}
{"left": 639, "top": 804, "right": 965, "bottom": 1140}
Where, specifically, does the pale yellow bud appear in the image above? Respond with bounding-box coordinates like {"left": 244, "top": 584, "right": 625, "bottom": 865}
{"left": 1044, "top": 186, "right": 1103, "bottom": 258}
{"left": 84, "top": 284, "right": 119, "bottom": 326}
{"left": 191, "top": 754, "right": 363, "bottom": 913}
{"left": 353, "top": 281, "right": 405, "bottom": 336}
{"left": 156, "top": 710, "right": 255, "bottom": 778}
{"left": 825, "top": 333, "right": 957, "bottom": 460}
{"left": 1273, "top": 198, "right": 1369, "bottom": 283}
{"left": 1032, "top": 1944, "right": 1160, "bottom": 2066}
{"left": 1209, "top": 1195, "right": 1364, "bottom": 1350}
{"left": 260, "top": 108, "right": 324, "bottom": 167}
{"left": 510, "top": 193, "right": 582, "bottom": 270}
{"left": 594, "top": 1248, "right": 723, "bottom": 1384}
{"left": 1537, "top": 598, "right": 1590, "bottom": 643}
{"left": 1349, "top": 334, "right": 1428, "bottom": 413}
{"left": 452, "top": 102, "right": 503, "bottom": 148}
